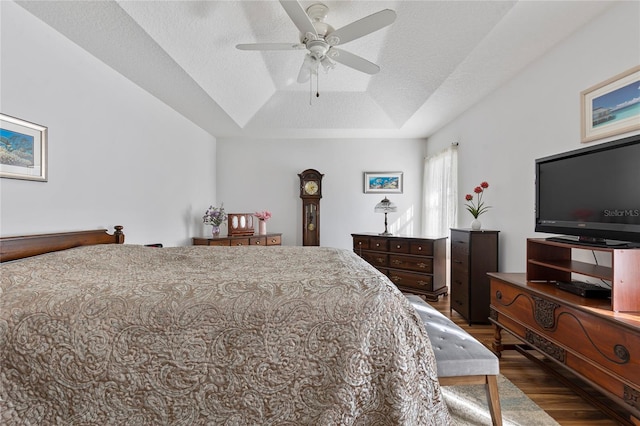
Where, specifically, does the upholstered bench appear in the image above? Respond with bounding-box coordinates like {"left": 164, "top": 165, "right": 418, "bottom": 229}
{"left": 406, "top": 294, "right": 502, "bottom": 426}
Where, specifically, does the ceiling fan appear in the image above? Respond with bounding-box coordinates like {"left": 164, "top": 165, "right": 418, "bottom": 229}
{"left": 236, "top": 1, "right": 396, "bottom": 84}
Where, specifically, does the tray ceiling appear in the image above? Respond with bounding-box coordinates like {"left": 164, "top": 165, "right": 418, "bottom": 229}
{"left": 16, "top": 1, "right": 614, "bottom": 139}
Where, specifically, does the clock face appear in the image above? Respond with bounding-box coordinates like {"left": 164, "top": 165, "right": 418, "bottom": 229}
{"left": 304, "top": 180, "right": 319, "bottom": 195}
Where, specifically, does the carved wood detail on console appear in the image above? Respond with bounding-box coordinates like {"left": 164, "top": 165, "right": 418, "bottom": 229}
{"left": 525, "top": 328, "right": 566, "bottom": 362}
{"left": 532, "top": 295, "right": 560, "bottom": 329}
{"left": 624, "top": 385, "right": 639, "bottom": 410}
{"left": 489, "top": 307, "right": 498, "bottom": 322}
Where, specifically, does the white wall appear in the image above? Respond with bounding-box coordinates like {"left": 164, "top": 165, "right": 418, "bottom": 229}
{"left": 215, "top": 138, "right": 427, "bottom": 249}
{"left": 0, "top": 1, "right": 217, "bottom": 246}
{"left": 425, "top": 1, "right": 640, "bottom": 272}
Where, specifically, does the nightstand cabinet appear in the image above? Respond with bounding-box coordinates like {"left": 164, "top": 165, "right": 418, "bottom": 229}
{"left": 450, "top": 228, "right": 499, "bottom": 324}
{"left": 352, "top": 233, "right": 447, "bottom": 301}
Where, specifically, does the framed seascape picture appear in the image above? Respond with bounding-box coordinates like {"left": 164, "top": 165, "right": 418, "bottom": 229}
{"left": 581, "top": 65, "right": 640, "bottom": 143}
{"left": 363, "top": 171, "right": 403, "bottom": 194}
{"left": 0, "top": 114, "right": 48, "bottom": 181}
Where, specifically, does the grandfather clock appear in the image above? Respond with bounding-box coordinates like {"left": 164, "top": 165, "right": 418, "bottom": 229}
{"left": 298, "top": 169, "right": 323, "bottom": 246}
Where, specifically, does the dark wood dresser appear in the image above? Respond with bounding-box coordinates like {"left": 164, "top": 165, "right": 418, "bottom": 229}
{"left": 450, "top": 228, "right": 499, "bottom": 324}
{"left": 352, "top": 233, "right": 447, "bottom": 301}
{"left": 193, "top": 233, "right": 281, "bottom": 247}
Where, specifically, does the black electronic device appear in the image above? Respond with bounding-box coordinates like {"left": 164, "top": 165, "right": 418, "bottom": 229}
{"left": 535, "top": 134, "right": 640, "bottom": 247}
{"left": 556, "top": 280, "right": 611, "bottom": 299}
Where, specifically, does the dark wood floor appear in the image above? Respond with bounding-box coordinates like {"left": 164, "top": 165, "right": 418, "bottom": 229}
{"left": 427, "top": 293, "right": 632, "bottom": 426}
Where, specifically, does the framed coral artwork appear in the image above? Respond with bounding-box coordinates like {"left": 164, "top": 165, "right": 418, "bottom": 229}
{"left": 581, "top": 65, "right": 640, "bottom": 143}
{"left": 0, "top": 114, "right": 48, "bottom": 181}
{"left": 363, "top": 171, "right": 403, "bottom": 194}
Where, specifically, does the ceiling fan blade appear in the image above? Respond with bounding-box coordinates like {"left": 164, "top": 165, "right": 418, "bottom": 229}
{"left": 279, "top": 0, "right": 317, "bottom": 39}
{"left": 327, "top": 9, "right": 396, "bottom": 46}
{"left": 329, "top": 48, "right": 380, "bottom": 75}
{"left": 297, "top": 55, "right": 313, "bottom": 83}
{"left": 236, "top": 43, "right": 304, "bottom": 51}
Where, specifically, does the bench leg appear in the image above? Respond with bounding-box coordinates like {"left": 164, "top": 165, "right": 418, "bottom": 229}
{"left": 439, "top": 375, "right": 502, "bottom": 426}
{"left": 485, "top": 375, "right": 502, "bottom": 426}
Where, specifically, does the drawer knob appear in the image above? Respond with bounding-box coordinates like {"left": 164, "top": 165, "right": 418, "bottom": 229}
{"left": 376, "top": 257, "right": 385, "bottom": 263}
{"left": 396, "top": 245, "right": 401, "bottom": 249}
{"left": 375, "top": 243, "right": 381, "bottom": 247}
{"left": 255, "top": 241, "right": 261, "bottom": 245}
{"left": 392, "top": 260, "right": 403, "bottom": 265}
{"left": 391, "top": 275, "right": 401, "bottom": 282}
{"left": 418, "top": 246, "right": 422, "bottom": 251}
{"left": 417, "top": 262, "right": 427, "bottom": 269}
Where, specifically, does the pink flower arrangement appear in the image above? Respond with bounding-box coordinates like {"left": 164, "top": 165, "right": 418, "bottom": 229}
{"left": 255, "top": 210, "right": 272, "bottom": 221}
{"left": 464, "top": 181, "right": 491, "bottom": 219}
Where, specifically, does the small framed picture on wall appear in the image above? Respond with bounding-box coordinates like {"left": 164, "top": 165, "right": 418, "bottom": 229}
{"left": 0, "top": 113, "right": 48, "bottom": 181}
{"left": 363, "top": 171, "right": 403, "bottom": 194}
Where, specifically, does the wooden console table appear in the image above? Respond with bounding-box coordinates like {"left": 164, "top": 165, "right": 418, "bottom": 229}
{"left": 193, "top": 233, "right": 281, "bottom": 247}
{"left": 489, "top": 272, "right": 640, "bottom": 424}
{"left": 352, "top": 233, "right": 447, "bottom": 301}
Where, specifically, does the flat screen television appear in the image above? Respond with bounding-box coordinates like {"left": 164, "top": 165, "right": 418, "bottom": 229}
{"left": 535, "top": 134, "right": 640, "bottom": 247}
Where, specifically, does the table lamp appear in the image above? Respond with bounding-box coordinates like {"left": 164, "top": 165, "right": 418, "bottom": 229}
{"left": 374, "top": 197, "right": 397, "bottom": 236}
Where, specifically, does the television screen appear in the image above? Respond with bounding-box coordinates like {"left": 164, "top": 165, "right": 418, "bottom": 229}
{"left": 535, "top": 134, "right": 640, "bottom": 246}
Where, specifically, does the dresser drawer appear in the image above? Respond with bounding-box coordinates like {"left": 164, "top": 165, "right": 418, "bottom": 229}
{"left": 450, "top": 262, "right": 469, "bottom": 287}
{"left": 266, "top": 235, "right": 281, "bottom": 245}
{"left": 451, "top": 290, "right": 469, "bottom": 317}
{"left": 353, "top": 236, "right": 370, "bottom": 250}
{"left": 362, "top": 251, "right": 388, "bottom": 267}
{"left": 206, "top": 239, "right": 231, "bottom": 246}
{"left": 249, "top": 236, "right": 267, "bottom": 246}
{"left": 410, "top": 241, "right": 434, "bottom": 256}
{"left": 369, "top": 237, "right": 389, "bottom": 251}
{"left": 451, "top": 231, "right": 470, "bottom": 256}
{"left": 387, "top": 269, "right": 434, "bottom": 291}
{"left": 389, "top": 240, "right": 410, "bottom": 254}
{"left": 389, "top": 254, "right": 433, "bottom": 273}
{"left": 230, "top": 238, "right": 250, "bottom": 246}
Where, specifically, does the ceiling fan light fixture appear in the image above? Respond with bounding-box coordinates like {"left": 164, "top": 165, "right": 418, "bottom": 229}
{"left": 306, "top": 3, "right": 328, "bottom": 22}
{"left": 320, "top": 56, "right": 334, "bottom": 72}
{"left": 307, "top": 39, "right": 329, "bottom": 60}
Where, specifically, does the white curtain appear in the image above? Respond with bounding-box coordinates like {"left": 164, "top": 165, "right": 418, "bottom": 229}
{"left": 422, "top": 145, "right": 458, "bottom": 237}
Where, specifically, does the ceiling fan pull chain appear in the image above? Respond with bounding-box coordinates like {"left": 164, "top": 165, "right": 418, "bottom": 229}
{"left": 316, "top": 72, "right": 320, "bottom": 98}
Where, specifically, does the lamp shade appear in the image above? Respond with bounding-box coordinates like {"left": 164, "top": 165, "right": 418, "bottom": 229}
{"left": 374, "top": 197, "right": 397, "bottom": 213}
{"left": 374, "top": 197, "right": 397, "bottom": 236}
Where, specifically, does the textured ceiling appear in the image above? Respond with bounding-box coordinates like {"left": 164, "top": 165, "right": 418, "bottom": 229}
{"left": 17, "top": 1, "right": 615, "bottom": 139}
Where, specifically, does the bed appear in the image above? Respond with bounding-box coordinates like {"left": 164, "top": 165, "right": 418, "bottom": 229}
{"left": 0, "top": 227, "right": 451, "bottom": 425}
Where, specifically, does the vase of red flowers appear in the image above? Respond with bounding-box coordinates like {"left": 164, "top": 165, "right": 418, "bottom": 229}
{"left": 464, "top": 182, "right": 491, "bottom": 230}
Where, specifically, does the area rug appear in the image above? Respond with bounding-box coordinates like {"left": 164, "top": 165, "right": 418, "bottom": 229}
{"left": 443, "top": 374, "right": 560, "bottom": 425}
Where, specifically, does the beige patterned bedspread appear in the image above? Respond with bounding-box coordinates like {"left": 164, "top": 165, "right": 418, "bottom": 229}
{"left": 0, "top": 245, "right": 450, "bottom": 425}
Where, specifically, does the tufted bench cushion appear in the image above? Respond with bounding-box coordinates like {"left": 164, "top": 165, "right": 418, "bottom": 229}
{"left": 406, "top": 294, "right": 499, "bottom": 377}
{"left": 406, "top": 294, "right": 502, "bottom": 426}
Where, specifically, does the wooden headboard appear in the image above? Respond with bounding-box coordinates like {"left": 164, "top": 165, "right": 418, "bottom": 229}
{"left": 0, "top": 226, "right": 124, "bottom": 262}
